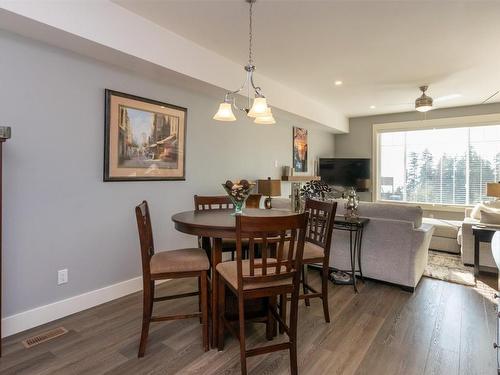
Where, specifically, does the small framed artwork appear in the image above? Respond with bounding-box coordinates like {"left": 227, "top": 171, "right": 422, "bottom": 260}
{"left": 293, "top": 126, "right": 308, "bottom": 172}
{"left": 104, "top": 89, "right": 186, "bottom": 181}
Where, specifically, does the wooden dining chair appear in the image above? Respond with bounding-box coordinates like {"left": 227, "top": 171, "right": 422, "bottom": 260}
{"left": 194, "top": 195, "right": 239, "bottom": 260}
{"left": 216, "top": 212, "right": 308, "bottom": 375}
{"left": 135, "top": 201, "right": 209, "bottom": 357}
{"left": 245, "top": 193, "right": 262, "bottom": 208}
{"left": 282, "top": 198, "right": 337, "bottom": 324}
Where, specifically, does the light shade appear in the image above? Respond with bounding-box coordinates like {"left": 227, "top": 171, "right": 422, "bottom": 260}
{"left": 254, "top": 108, "right": 276, "bottom": 125}
{"left": 213, "top": 102, "right": 236, "bottom": 121}
{"left": 258, "top": 177, "right": 281, "bottom": 197}
{"left": 247, "top": 97, "right": 268, "bottom": 118}
{"left": 486, "top": 182, "right": 500, "bottom": 198}
{"left": 415, "top": 93, "right": 433, "bottom": 112}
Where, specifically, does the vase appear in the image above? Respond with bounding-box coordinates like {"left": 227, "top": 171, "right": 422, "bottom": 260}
{"left": 221, "top": 182, "right": 255, "bottom": 215}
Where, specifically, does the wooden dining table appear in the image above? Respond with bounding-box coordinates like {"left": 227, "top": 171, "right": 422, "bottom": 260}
{"left": 171, "top": 208, "right": 298, "bottom": 348}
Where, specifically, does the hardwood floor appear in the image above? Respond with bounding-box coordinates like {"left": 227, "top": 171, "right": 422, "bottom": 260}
{"left": 0, "top": 272, "right": 496, "bottom": 375}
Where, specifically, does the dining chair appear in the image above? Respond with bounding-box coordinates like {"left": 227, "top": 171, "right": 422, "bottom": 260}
{"left": 245, "top": 193, "right": 262, "bottom": 208}
{"left": 282, "top": 198, "right": 337, "bottom": 324}
{"left": 194, "top": 195, "right": 239, "bottom": 260}
{"left": 135, "top": 201, "right": 209, "bottom": 357}
{"left": 216, "top": 212, "right": 308, "bottom": 375}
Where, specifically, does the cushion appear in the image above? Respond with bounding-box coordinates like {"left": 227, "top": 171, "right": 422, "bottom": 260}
{"left": 216, "top": 259, "right": 292, "bottom": 290}
{"left": 422, "top": 218, "right": 461, "bottom": 239}
{"left": 150, "top": 248, "right": 209, "bottom": 274}
{"left": 480, "top": 210, "right": 500, "bottom": 225}
{"left": 471, "top": 201, "right": 500, "bottom": 220}
{"left": 284, "top": 241, "right": 325, "bottom": 261}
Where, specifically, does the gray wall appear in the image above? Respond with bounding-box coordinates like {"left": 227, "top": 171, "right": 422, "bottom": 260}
{"left": 0, "top": 31, "right": 335, "bottom": 317}
{"left": 335, "top": 102, "right": 500, "bottom": 209}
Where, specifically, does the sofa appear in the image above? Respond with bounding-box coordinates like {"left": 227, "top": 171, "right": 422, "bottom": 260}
{"left": 422, "top": 217, "right": 461, "bottom": 254}
{"left": 459, "top": 200, "right": 500, "bottom": 268}
{"left": 329, "top": 200, "right": 434, "bottom": 291}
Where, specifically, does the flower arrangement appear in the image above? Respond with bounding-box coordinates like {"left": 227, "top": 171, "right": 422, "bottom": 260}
{"left": 299, "top": 180, "right": 332, "bottom": 200}
{"left": 222, "top": 179, "right": 255, "bottom": 214}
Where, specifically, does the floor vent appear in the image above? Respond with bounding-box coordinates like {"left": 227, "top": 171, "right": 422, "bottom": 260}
{"left": 22, "top": 327, "right": 68, "bottom": 348}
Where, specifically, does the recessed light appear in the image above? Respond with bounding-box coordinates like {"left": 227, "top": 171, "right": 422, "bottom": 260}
{"left": 334, "top": 80, "right": 343, "bottom": 86}
{"left": 370, "top": 105, "right": 376, "bottom": 109}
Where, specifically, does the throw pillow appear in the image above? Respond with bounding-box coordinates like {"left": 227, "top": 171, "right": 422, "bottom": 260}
{"left": 480, "top": 209, "right": 500, "bottom": 225}
{"left": 470, "top": 203, "right": 483, "bottom": 220}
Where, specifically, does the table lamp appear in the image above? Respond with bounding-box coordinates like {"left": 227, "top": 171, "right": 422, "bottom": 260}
{"left": 487, "top": 182, "right": 500, "bottom": 201}
{"left": 258, "top": 177, "right": 281, "bottom": 209}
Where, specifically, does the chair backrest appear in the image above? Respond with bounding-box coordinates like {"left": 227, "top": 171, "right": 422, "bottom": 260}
{"left": 245, "top": 194, "right": 262, "bottom": 208}
{"left": 135, "top": 201, "right": 155, "bottom": 276}
{"left": 304, "top": 198, "right": 337, "bottom": 258}
{"left": 194, "top": 195, "right": 234, "bottom": 211}
{"left": 235, "top": 213, "right": 308, "bottom": 292}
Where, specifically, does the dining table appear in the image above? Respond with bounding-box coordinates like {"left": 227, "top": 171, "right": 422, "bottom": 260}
{"left": 171, "top": 208, "right": 299, "bottom": 348}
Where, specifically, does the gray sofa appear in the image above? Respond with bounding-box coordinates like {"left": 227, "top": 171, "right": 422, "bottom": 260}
{"left": 329, "top": 200, "right": 435, "bottom": 291}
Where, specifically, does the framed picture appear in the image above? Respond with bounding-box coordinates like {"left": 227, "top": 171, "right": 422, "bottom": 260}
{"left": 104, "top": 89, "right": 186, "bottom": 181}
{"left": 293, "top": 126, "right": 308, "bottom": 172}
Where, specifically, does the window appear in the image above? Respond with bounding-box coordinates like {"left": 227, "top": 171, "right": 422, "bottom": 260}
{"left": 376, "top": 124, "right": 500, "bottom": 206}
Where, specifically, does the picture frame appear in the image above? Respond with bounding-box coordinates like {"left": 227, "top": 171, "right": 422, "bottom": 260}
{"left": 104, "top": 89, "right": 187, "bottom": 181}
{"left": 293, "top": 126, "right": 308, "bottom": 172}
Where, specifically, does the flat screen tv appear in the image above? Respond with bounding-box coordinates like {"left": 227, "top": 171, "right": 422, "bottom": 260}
{"left": 319, "top": 158, "right": 371, "bottom": 191}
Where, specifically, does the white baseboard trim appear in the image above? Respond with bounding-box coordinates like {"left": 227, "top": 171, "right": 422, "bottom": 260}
{"left": 1, "top": 276, "right": 163, "bottom": 338}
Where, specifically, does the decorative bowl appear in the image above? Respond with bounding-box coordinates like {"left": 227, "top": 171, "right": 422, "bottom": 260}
{"left": 222, "top": 179, "right": 255, "bottom": 215}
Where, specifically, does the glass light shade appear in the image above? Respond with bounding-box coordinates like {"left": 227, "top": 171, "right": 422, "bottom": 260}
{"left": 213, "top": 102, "right": 236, "bottom": 121}
{"left": 247, "top": 97, "right": 268, "bottom": 118}
{"left": 254, "top": 108, "right": 276, "bottom": 124}
{"left": 415, "top": 105, "right": 432, "bottom": 112}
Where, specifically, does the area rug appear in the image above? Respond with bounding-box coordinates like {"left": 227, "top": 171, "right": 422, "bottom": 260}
{"left": 424, "top": 250, "right": 475, "bottom": 286}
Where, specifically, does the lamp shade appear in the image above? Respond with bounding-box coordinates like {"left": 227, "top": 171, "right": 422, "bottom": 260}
{"left": 487, "top": 182, "right": 500, "bottom": 198}
{"left": 247, "top": 97, "right": 268, "bottom": 118}
{"left": 213, "top": 102, "right": 236, "bottom": 121}
{"left": 258, "top": 177, "right": 281, "bottom": 197}
{"left": 254, "top": 108, "right": 276, "bottom": 125}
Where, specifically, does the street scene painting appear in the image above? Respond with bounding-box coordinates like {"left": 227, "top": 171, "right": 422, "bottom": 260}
{"left": 293, "top": 126, "right": 308, "bottom": 172}
{"left": 104, "top": 90, "right": 186, "bottom": 181}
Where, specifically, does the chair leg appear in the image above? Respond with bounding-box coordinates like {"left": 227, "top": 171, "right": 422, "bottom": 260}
{"left": 217, "top": 277, "right": 226, "bottom": 351}
{"left": 279, "top": 294, "right": 287, "bottom": 334}
{"left": 201, "top": 271, "right": 209, "bottom": 352}
{"left": 198, "top": 276, "right": 202, "bottom": 324}
{"left": 288, "top": 289, "right": 300, "bottom": 375}
{"left": 302, "top": 265, "right": 310, "bottom": 307}
{"left": 321, "top": 264, "right": 331, "bottom": 323}
{"left": 238, "top": 295, "right": 247, "bottom": 375}
{"left": 138, "top": 280, "right": 153, "bottom": 358}
{"left": 266, "top": 296, "right": 277, "bottom": 340}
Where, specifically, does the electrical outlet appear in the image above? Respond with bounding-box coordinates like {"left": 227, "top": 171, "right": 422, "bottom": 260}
{"left": 58, "top": 269, "right": 68, "bottom": 285}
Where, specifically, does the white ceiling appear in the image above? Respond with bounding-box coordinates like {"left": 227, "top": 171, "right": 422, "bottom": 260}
{"left": 114, "top": 0, "right": 500, "bottom": 117}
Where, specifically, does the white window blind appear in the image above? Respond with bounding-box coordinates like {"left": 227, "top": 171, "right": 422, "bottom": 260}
{"left": 378, "top": 124, "right": 500, "bottom": 205}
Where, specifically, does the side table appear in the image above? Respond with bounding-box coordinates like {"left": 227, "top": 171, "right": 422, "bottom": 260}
{"left": 328, "top": 217, "right": 369, "bottom": 293}
{"left": 472, "top": 225, "right": 499, "bottom": 278}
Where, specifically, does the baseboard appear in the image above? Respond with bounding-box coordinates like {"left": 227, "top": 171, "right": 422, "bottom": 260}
{"left": 1, "top": 276, "right": 166, "bottom": 338}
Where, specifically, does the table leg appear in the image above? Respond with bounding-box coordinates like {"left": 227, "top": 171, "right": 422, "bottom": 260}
{"left": 211, "top": 238, "right": 223, "bottom": 349}
{"left": 357, "top": 228, "right": 364, "bottom": 281}
{"left": 351, "top": 229, "right": 358, "bottom": 293}
{"left": 474, "top": 235, "right": 480, "bottom": 277}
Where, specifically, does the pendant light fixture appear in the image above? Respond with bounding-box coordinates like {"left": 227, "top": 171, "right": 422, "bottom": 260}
{"left": 213, "top": 0, "right": 275, "bottom": 124}
{"left": 415, "top": 85, "right": 433, "bottom": 112}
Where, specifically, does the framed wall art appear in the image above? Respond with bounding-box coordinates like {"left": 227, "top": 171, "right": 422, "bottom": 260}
{"left": 104, "top": 89, "right": 186, "bottom": 181}
{"left": 293, "top": 126, "right": 308, "bottom": 172}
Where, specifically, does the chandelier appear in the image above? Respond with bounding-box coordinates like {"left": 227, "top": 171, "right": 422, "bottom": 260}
{"left": 213, "top": 0, "right": 275, "bottom": 124}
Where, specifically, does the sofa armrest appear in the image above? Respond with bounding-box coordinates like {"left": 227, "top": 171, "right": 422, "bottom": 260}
{"left": 464, "top": 207, "right": 473, "bottom": 218}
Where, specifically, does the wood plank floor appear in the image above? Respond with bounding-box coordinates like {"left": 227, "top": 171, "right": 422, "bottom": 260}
{"left": 0, "top": 272, "right": 497, "bottom": 375}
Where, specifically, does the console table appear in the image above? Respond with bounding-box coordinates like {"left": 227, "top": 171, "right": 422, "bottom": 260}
{"left": 328, "top": 217, "right": 369, "bottom": 293}
{"left": 472, "top": 225, "right": 500, "bottom": 277}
